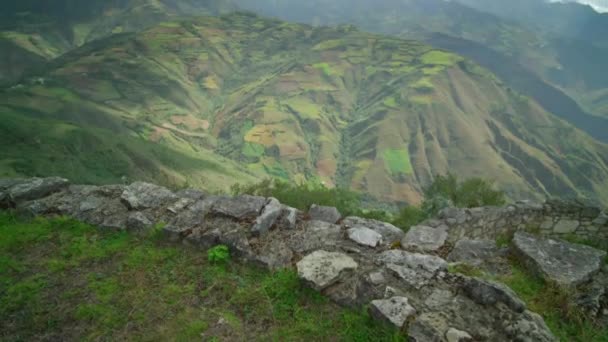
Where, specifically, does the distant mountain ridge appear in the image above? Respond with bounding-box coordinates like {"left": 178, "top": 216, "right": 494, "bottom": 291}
{"left": 2, "top": 13, "right": 607, "bottom": 204}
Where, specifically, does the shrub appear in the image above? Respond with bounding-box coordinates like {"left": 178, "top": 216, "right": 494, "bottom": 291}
{"left": 423, "top": 173, "right": 506, "bottom": 210}
{"left": 207, "top": 245, "right": 230, "bottom": 264}
{"left": 392, "top": 206, "right": 426, "bottom": 231}
{"left": 231, "top": 179, "right": 361, "bottom": 216}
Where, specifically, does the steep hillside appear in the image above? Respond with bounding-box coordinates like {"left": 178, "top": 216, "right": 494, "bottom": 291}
{"left": 2, "top": 13, "right": 607, "bottom": 204}
{"left": 0, "top": 0, "right": 235, "bottom": 85}
{"left": 236, "top": 0, "right": 608, "bottom": 129}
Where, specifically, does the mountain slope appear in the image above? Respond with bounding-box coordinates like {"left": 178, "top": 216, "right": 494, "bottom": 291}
{"left": 2, "top": 13, "right": 607, "bottom": 203}
{"left": 0, "top": 0, "right": 235, "bottom": 86}
{"left": 236, "top": 0, "right": 608, "bottom": 130}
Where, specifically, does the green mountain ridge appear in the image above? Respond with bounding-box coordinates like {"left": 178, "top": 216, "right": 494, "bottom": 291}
{"left": 2, "top": 13, "right": 607, "bottom": 204}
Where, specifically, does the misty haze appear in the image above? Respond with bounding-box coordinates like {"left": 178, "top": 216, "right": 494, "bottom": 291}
{"left": 1, "top": 0, "right": 607, "bottom": 341}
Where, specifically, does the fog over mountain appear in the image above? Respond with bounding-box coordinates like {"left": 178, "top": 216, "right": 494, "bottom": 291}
{"left": 553, "top": 0, "right": 608, "bottom": 12}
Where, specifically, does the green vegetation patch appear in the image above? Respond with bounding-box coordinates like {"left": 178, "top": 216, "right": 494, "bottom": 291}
{"left": 312, "top": 63, "right": 337, "bottom": 77}
{"left": 0, "top": 212, "right": 403, "bottom": 341}
{"left": 420, "top": 50, "right": 463, "bottom": 66}
{"left": 411, "top": 78, "right": 435, "bottom": 92}
{"left": 242, "top": 142, "right": 265, "bottom": 158}
{"left": 382, "top": 148, "right": 413, "bottom": 175}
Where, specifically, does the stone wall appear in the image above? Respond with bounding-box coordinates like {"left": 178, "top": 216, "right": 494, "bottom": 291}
{"left": 0, "top": 177, "right": 560, "bottom": 341}
{"left": 422, "top": 199, "right": 608, "bottom": 243}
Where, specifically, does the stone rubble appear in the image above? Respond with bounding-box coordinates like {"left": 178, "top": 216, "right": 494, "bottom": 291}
{"left": 7, "top": 177, "right": 608, "bottom": 340}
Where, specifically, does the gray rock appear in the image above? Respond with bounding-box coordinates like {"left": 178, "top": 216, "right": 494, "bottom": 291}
{"left": 368, "top": 271, "right": 386, "bottom": 285}
{"left": 296, "top": 250, "right": 358, "bottom": 291}
{"left": 252, "top": 238, "right": 294, "bottom": 270}
{"left": 424, "top": 289, "right": 454, "bottom": 310}
{"left": 446, "top": 328, "right": 473, "bottom": 342}
{"left": 369, "top": 296, "right": 416, "bottom": 328}
{"left": 121, "top": 182, "right": 177, "bottom": 210}
{"left": 343, "top": 216, "right": 405, "bottom": 244}
{"left": 279, "top": 206, "right": 298, "bottom": 230}
{"left": 377, "top": 250, "right": 448, "bottom": 274}
{"left": 504, "top": 310, "right": 557, "bottom": 342}
{"left": 513, "top": 232, "right": 607, "bottom": 287}
{"left": 251, "top": 198, "right": 282, "bottom": 236}
{"left": 408, "top": 313, "right": 446, "bottom": 342}
{"left": 287, "top": 220, "right": 342, "bottom": 253}
{"left": 386, "top": 263, "right": 434, "bottom": 289}
{"left": 553, "top": 219, "right": 579, "bottom": 234}
{"left": 402, "top": 225, "right": 448, "bottom": 253}
{"left": 175, "top": 188, "right": 205, "bottom": 200}
{"left": 448, "top": 239, "right": 499, "bottom": 266}
{"left": 461, "top": 277, "right": 526, "bottom": 313}
{"left": 308, "top": 204, "right": 341, "bottom": 224}
{"left": 211, "top": 195, "right": 266, "bottom": 220}
{"left": 127, "top": 212, "right": 153, "bottom": 232}
{"left": 167, "top": 198, "right": 194, "bottom": 214}
{"left": 79, "top": 196, "right": 105, "bottom": 212}
{"left": 6, "top": 177, "right": 69, "bottom": 203}
{"left": 347, "top": 227, "right": 383, "bottom": 247}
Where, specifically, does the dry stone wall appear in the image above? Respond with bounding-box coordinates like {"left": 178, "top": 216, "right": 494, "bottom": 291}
{"left": 4, "top": 177, "right": 607, "bottom": 341}
{"left": 423, "top": 200, "right": 608, "bottom": 243}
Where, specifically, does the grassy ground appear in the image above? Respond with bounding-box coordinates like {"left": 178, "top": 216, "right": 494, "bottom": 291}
{"left": 0, "top": 212, "right": 404, "bottom": 341}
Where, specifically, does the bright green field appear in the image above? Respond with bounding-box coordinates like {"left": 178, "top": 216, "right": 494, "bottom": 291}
{"left": 383, "top": 149, "right": 413, "bottom": 175}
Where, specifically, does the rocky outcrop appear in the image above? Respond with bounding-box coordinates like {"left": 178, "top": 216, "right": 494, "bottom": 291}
{"left": 1, "top": 177, "right": 570, "bottom": 341}
{"left": 513, "top": 232, "right": 607, "bottom": 287}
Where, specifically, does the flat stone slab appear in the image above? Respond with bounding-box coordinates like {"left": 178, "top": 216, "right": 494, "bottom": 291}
{"left": 343, "top": 216, "right": 405, "bottom": 244}
{"left": 121, "top": 182, "right": 177, "bottom": 210}
{"left": 462, "top": 277, "right": 526, "bottom": 313}
{"left": 369, "top": 296, "right": 416, "bottom": 328}
{"left": 448, "top": 239, "right": 500, "bottom": 266}
{"left": 347, "top": 227, "right": 383, "bottom": 247}
{"left": 308, "top": 204, "right": 341, "bottom": 224}
{"left": 402, "top": 225, "right": 448, "bottom": 253}
{"left": 296, "top": 250, "right": 358, "bottom": 291}
{"left": 5, "top": 177, "right": 69, "bottom": 203}
{"left": 513, "top": 232, "right": 607, "bottom": 287}
{"left": 211, "top": 195, "right": 267, "bottom": 220}
{"left": 377, "top": 250, "right": 448, "bottom": 274}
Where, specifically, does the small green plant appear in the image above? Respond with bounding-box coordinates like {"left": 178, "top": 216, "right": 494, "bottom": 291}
{"left": 207, "top": 245, "right": 230, "bottom": 264}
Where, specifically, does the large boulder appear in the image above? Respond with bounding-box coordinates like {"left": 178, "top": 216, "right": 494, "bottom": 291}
{"left": 3, "top": 177, "right": 69, "bottom": 204}
{"left": 211, "top": 195, "right": 267, "bottom": 220}
{"left": 401, "top": 225, "right": 448, "bottom": 253}
{"left": 342, "top": 216, "right": 405, "bottom": 244}
{"left": 512, "top": 232, "right": 607, "bottom": 287}
{"left": 296, "top": 250, "right": 358, "bottom": 291}
{"left": 121, "top": 182, "right": 177, "bottom": 210}
{"left": 308, "top": 204, "right": 341, "bottom": 224}
{"left": 369, "top": 296, "right": 416, "bottom": 328}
